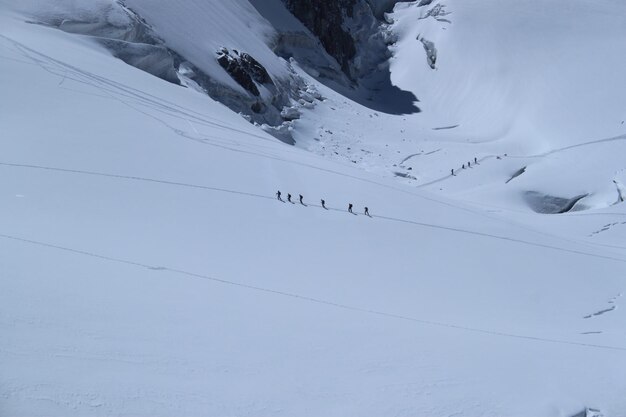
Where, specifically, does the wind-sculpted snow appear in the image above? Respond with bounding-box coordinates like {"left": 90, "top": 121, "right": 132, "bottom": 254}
{"left": 13, "top": 0, "right": 181, "bottom": 84}
{"left": 523, "top": 191, "right": 589, "bottom": 214}
{"left": 99, "top": 39, "right": 179, "bottom": 84}
{"left": 10, "top": 0, "right": 328, "bottom": 132}
{"left": 290, "top": 0, "right": 626, "bottom": 214}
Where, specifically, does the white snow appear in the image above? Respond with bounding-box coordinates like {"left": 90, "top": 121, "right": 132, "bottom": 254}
{"left": 389, "top": 0, "right": 626, "bottom": 148}
{"left": 122, "top": 0, "right": 292, "bottom": 92}
{"left": 1, "top": 1, "right": 626, "bottom": 417}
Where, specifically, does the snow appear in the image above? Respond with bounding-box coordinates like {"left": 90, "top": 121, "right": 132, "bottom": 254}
{"left": 248, "top": 0, "right": 309, "bottom": 32}
{"left": 388, "top": 0, "right": 626, "bottom": 148}
{"left": 122, "top": 0, "right": 292, "bottom": 93}
{"left": 293, "top": 0, "right": 626, "bottom": 215}
{"left": 9, "top": 0, "right": 296, "bottom": 94}
{"left": 1, "top": 1, "right": 626, "bottom": 417}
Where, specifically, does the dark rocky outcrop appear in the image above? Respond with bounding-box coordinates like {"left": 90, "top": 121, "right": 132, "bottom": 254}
{"left": 277, "top": 0, "right": 419, "bottom": 114}
{"left": 216, "top": 48, "right": 274, "bottom": 97}
{"left": 365, "top": 0, "right": 405, "bottom": 18}
{"left": 240, "top": 52, "right": 272, "bottom": 84}
{"left": 217, "top": 48, "right": 259, "bottom": 96}
{"left": 282, "top": 0, "right": 358, "bottom": 78}
{"left": 29, "top": 0, "right": 324, "bottom": 137}
{"left": 418, "top": 36, "right": 437, "bottom": 69}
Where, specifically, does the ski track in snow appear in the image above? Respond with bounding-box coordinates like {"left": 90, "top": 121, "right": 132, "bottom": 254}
{"left": 0, "top": 36, "right": 296, "bottom": 157}
{"left": 7, "top": 152, "right": 621, "bottom": 259}
{"left": 8, "top": 34, "right": 624, "bottom": 262}
{"left": 1, "top": 232, "right": 626, "bottom": 352}
{"left": 3, "top": 3, "right": 626, "bottom": 415}
{"left": 2, "top": 161, "right": 625, "bottom": 265}
{"left": 2, "top": 33, "right": 595, "bottom": 239}
{"left": 4, "top": 35, "right": 626, "bottom": 318}
{"left": 418, "top": 134, "right": 626, "bottom": 189}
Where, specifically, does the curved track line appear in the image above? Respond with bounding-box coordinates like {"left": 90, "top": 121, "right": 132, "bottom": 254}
{"left": 371, "top": 214, "right": 626, "bottom": 264}
{"left": 2, "top": 161, "right": 625, "bottom": 263}
{"left": 0, "top": 162, "right": 272, "bottom": 200}
{"left": 3, "top": 37, "right": 624, "bottom": 260}
{"left": 418, "top": 134, "right": 626, "bottom": 189}
{"left": 1, "top": 232, "right": 625, "bottom": 352}
{"left": 2, "top": 34, "right": 568, "bottom": 230}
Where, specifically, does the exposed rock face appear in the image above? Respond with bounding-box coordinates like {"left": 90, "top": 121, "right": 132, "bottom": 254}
{"left": 280, "top": 0, "right": 401, "bottom": 84}
{"left": 216, "top": 47, "right": 269, "bottom": 96}
{"left": 364, "top": 0, "right": 400, "bottom": 18}
{"left": 255, "top": 0, "right": 419, "bottom": 114}
{"left": 240, "top": 52, "right": 272, "bottom": 84}
{"left": 418, "top": 36, "right": 437, "bottom": 69}
{"left": 216, "top": 48, "right": 274, "bottom": 97}
{"left": 34, "top": 0, "right": 417, "bottom": 136}
{"left": 282, "top": 0, "right": 358, "bottom": 78}
{"left": 25, "top": 0, "right": 326, "bottom": 141}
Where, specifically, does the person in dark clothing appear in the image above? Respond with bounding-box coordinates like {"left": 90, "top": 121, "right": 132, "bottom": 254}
{"left": 474, "top": 157, "right": 477, "bottom": 164}
{"left": 348, "top": 203, "right": 353, "bottom": 213}
{"left": 287, "top": 193, "right": 292, "bottom": 203}
{"left": 451, "top": 168, "right": 454, "bottom": 176}
{"left": 321, "top": 199, "right": 326, "bottom": 209}
{"left": 462, "top": 164, "right": 465, "bottom": 169}
{"left": 468, "top": 161, "right": 471, "bottom": 167}
{"left": 276, "top": 190, "right": 282, "bottom": 201}
{"left": 299, "top": 194, "right": 304, "bottom": 204}
{"left": 364, "top": 207, "right": 370, "bottom": 216}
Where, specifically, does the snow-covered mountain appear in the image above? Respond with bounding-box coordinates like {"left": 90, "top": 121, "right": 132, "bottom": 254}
{"left": 1, "top": 1, "right": 625, "bottom": 417}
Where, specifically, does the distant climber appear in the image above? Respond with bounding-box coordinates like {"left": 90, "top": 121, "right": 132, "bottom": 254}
{"left": 287, "top": 193, "right": 292, "bottom": 203}
{"left": 276, "top": 190, "right": 282, "bottom": 201}
{"left": 364, "top": 207, "right": 370, "bottom": 216}
{"left": 451, "top": 168, "right": 454, "bottom": 176}
{"left": 474, "top": 157, "right": 477, "bottom": 164}
{"left": 299, "top": 194, "right": 304, "bottom": 204}
{"left": 462, "top": 164, "right": 465, "bottom": 169}
{"left": 468, "top": 161, "right": 471, "bottom": 167}
{"left": 321, "top": 199, "right": 327, "bottom": 209}
{"left": 348, "top": 203, "right": 353, "bottom": 213}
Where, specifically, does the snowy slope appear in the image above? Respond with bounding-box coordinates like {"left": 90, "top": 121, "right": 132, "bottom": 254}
{"left": 1, "top": 2, "right": 626, "bottom": 417}
{"left": 388, "top": 0, "right": 626, "bottom": 148}
{"left": 122, "top": 0, "right": 291, "bottom": 92}
{"left": 292, "top": 0, "right": 626, "bottom": 215}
